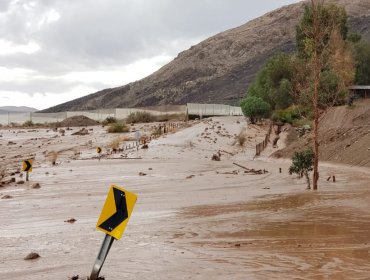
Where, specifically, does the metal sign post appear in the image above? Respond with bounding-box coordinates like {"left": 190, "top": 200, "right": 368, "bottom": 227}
{"left": 135, "top": 131, "right": 141, "bottom": 150}
{"left": 90, "top": 234, "right": 114, "bottom": 280}
{"left": 89, "top": 185, "right": 137, "bottom": 279}
{"left": 97, "top": 147, "right": 102, "bottom": 161}
{"left": 22, "top": 160, "right": 32, "bottom": 181}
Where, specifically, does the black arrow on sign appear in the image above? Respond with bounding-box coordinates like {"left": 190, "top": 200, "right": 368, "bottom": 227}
{"left": 98, "top": 188, "right": 128, "bottom": 232}
{"left": 97, "top": 147, "right": 102, "bottom": 153}
{"left": 24, "top": 161, "right": 32, "bottom": 172}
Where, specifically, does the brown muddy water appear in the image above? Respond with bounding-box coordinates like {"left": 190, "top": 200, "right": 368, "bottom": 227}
{"left": 178, "top": 190, "right": 370, "bottom": 279}
{"left": 1, "top": 118, "right": 370, "bottom": 279}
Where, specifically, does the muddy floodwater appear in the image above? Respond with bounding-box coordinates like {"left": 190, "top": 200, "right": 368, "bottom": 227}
{"left": 0, "top": 117, "right": 369, "bottom": 279}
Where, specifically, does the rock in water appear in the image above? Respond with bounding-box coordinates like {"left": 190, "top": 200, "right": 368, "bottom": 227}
{"left": 24, "top": 252, "right": 40, "bottom": 260}
{"left": 31, "top": 183, "right": 41, "bottom": 189}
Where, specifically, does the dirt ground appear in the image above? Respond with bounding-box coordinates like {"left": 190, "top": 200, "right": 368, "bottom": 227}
{"left": 274, "top": 99, "right": 370, "bottom": 167}
{"left": 0, "top": 116, "right": 369, "bottom": 279}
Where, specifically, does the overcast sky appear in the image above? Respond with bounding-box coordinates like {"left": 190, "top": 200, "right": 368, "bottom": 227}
{"left": 0, "top": 0, "right": 301, "bottom": 110}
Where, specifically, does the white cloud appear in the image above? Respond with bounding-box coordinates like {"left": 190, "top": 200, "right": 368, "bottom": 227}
{"left": 0, "top": 85, "right": 96, "bottom": 110}
{"left": 0, "top": 54, "right": 173, "bottom": 109}
{"left": 0, "top": 40, "right": 40, "bottom": 55}
{"left": 37, "top": 9, "right": 60, "bottom": 29}
{"left": 0, "top": 66, "right": 36, "bottom": 81}
{"left": 61, "top": 54, "right": 172, "bottom": 86}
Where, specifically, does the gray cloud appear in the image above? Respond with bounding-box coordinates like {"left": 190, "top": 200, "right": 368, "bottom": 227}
{"left": 0, "top": 0, "right": 301, "bottom": 99}
{"left": 0, "top": 78, "right": 107, "bottom": 94}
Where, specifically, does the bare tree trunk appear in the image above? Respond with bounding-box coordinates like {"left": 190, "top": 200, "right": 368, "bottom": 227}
{"left": 311, "top": 0, "right": 320, "bottom": 190}
{"left": 313, "top": 52, "right": 320, "bottom": 190}
{"left": 305, "top": 171, "right": 311, "bottom": 189}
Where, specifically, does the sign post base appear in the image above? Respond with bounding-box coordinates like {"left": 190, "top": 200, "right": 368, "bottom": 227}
{"left": 90, "top": 234, "right": 114, "bottom": 280}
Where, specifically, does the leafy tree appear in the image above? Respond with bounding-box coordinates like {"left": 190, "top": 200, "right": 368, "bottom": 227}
{"left": 248, "top": 53, "right": 294, "bottom": 110}
{"left": 327, "top": 30, "right": 355, "bottom": 98}
{"left": 240, "top": 96, "right": 271, "bottom": 124}
{"left": 347, "top": 32, "right": 362, "bottom": 44}
{"left": 319, "top": 70, "right": 342, "bottom": 106}
{"left": 295, "top": 0, "right": 354, "bottom": 190}
{"left": 353, "top": 41, "right": 370, "bottom": 84}
{"left": 289, "top": 149, "right": 314, "bottom": 189}
{"left": 296, "top": 2, "right": 348, "bottom": 58}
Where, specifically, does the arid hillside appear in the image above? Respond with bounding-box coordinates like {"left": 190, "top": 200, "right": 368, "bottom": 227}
{"left": 274, "top": 99, "right": 370, "bottom": 167}
{"left": 42, "top": 0, "right": 370, "bottom": 112}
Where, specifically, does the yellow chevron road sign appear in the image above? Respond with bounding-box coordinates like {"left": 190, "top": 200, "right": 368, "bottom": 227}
{"left": 96, "top": 185, "right": 137, "bottom": 240}
{"left": 22, "top": 160, "right": 33, "bottom": 172}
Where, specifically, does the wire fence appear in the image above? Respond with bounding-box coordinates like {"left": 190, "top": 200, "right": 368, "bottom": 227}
{"left": 255, "top": 122, "right": 273, "bottom": 157}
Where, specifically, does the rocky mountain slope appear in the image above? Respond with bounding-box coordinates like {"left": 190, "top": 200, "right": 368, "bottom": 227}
{"left": 43, "top": 0, "right": 370, "bottom": 113}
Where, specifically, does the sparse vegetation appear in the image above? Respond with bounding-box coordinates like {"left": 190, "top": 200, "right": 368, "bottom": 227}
{"left": 46, "top": 151, "right": 58, "bottom": 165}
{"left": 155, "top": 113, "right": 186, "bottom": 122}
{"left": 126, "top": 111, "right": 185, "bottom": 124}
{"left": 107, "top": 122, "right": 129, "bottom": 133}
{"left": 108, "top": 136, "right": 125, "bottom": 150}
{"left": 102, "top": 116, "right": 117, "bottom": 125}
{"left": 126, "top": 112, "right": 155, "bottom": 124}
{"left": 236, "top": 129, "right": 247, "bottom": 146}
{"left": 151, "top": 126, "right": 162, "bottom": 136}
{"left": 23, "top": 120, "right": 34, "bottom": 127}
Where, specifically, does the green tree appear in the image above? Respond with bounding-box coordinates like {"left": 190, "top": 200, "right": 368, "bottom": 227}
{"left": 240, "top": 96, "right": 271, "bottom": 124}
{"left": 295, "top": 0, "right": 354, "bottom": 190}
{"left": 347, "top": 32, "right": 362, "bottom": 44}
{"left": 289, "top": 149, "right": 314, "bottom": 189}
{"left": 248, "top": 53, "right": 294, "bottom": 110}
{"left": 296, "top": 2, "right": 348, "bottom": 58}
{"left": 353, "top": 41, "right": 370, "bottom": 84}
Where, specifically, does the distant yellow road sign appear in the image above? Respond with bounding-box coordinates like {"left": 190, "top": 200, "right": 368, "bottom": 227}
{"left": 96, "top": 185, "right": 137, "bottom": 240}
{"left": 97, "top": 147, "right": 102, "bottom": 154}
{"left": 22, "top": 160, "right": 33, "bottom": 172}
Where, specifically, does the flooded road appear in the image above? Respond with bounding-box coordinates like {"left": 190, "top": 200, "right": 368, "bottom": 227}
{"left": 1, "top": 118, "right": 370, "bottom": 279}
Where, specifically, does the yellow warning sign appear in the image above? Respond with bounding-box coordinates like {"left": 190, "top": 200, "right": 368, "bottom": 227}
{"left": 97, "top": 147, "right": 102, "bottom": 154}
{"left": 22, "top": 160, "right": 33, "bottom": 172}
{"left": 96, "top": 185, "right": 137, "bottom": 240}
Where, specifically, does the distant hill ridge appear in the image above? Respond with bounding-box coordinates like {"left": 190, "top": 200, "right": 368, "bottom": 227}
{"left": 42, "top": 0, "right": 370, "bottom": 113}
{"left": 0, "top": 106, "right": 37, "bottom": 114}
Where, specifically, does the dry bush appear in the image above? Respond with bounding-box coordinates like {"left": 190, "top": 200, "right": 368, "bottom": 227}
{"left": 126, "top": 112, "right": 155, "bottom": 124}
{"left": 151, "top": 126, "right": 162, "bottom": 136}
{"left": 22, "top": 120, "right": 34, "bottom": 127}
{"left": 107, "top": 123, "right": 129, "bottom": 133}
{"left": 156, "top": 113, "right": 186, "bottom": 122}
{"left": 126, "top": 112, "right": 185, "bottom": 123}
{"left": 235, "top": 129, "right": 247, "bottom": 146}
{"left": 102, "top": 117, "right": 118, "bottom": 125}
{"left": 46, "top": 151, "right": 58, "bottom": 165}
{"left": 108, "top": 136, "right": 125, "bottom": 149}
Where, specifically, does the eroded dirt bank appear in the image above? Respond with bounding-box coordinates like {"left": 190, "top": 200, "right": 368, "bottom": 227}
{"left": 0, "top": 117, "right": 369, "bottom": 279}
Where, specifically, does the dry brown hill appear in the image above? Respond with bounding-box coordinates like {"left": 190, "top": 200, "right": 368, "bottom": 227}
{"left": 274, "top": 99, "right": 370, "bottom": 167}
{"left": 42, "top": 0, "right": 370, "bottom": 113}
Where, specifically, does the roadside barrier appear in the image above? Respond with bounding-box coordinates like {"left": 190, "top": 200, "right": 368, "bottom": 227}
{"left": 255, "top": 122, "right": 273, "bottom": 157}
